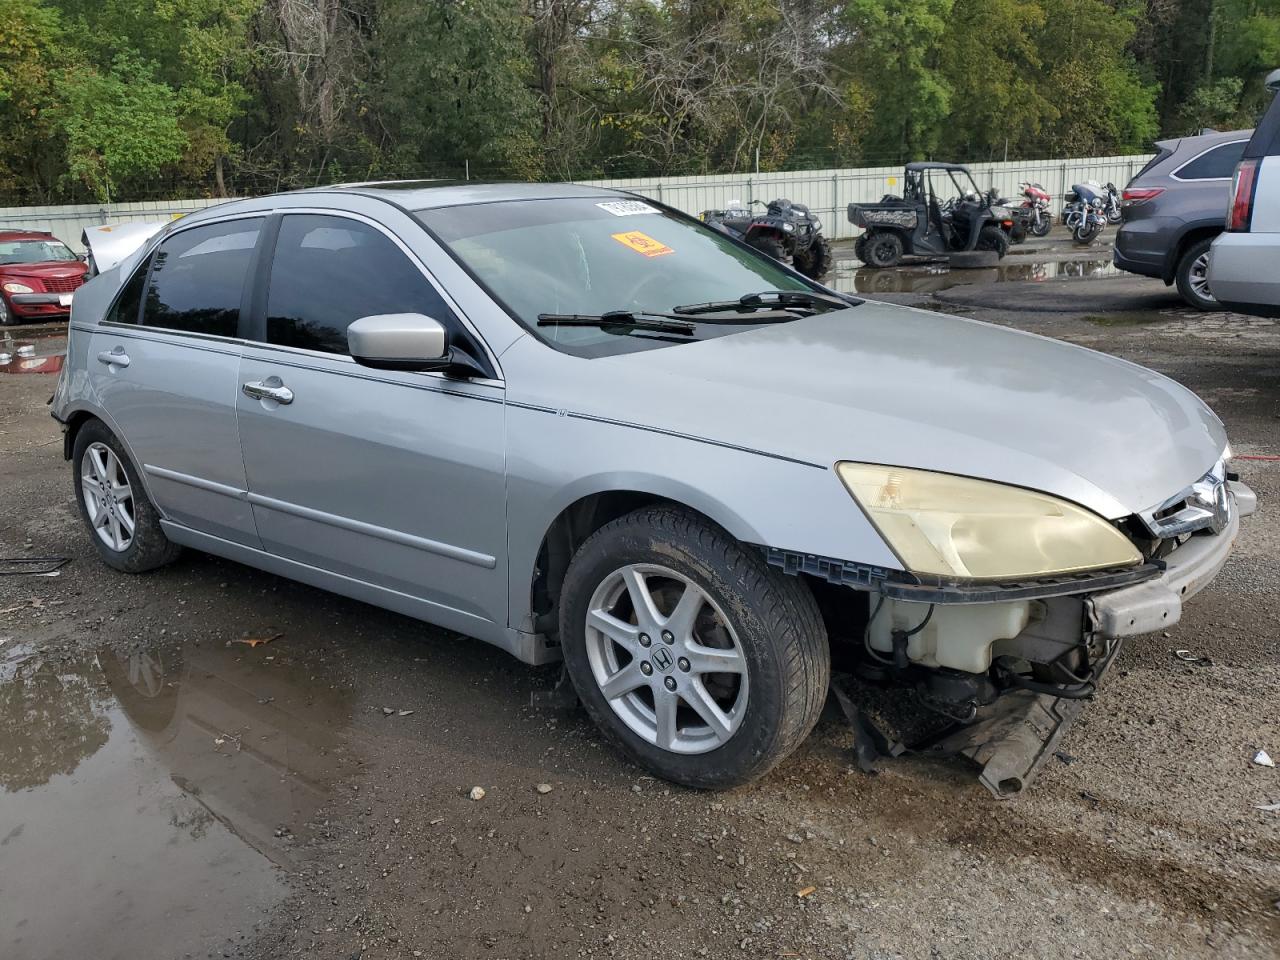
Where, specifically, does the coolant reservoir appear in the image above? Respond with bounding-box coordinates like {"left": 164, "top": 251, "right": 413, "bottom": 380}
{"left": 868, "top": 598, "right": 1032, "bottom": 674}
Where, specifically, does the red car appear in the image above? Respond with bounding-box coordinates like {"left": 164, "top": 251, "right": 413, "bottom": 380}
{"left": 0, "top": 230, "right": 89, "bottom": 326}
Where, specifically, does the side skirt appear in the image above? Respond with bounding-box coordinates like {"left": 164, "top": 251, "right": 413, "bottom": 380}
{"left": 159, "top": 521, "right": 560, "bottom": 666}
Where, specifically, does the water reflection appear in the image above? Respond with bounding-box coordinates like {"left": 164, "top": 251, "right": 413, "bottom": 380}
{"left": 827, "top": 257, "right": 1118, "bottom": 296}
{"left": 0, "top": 324, "right": 66, "bottom": 374}
{"left": 0, "top": 639, "right": 356, "bottom": 960}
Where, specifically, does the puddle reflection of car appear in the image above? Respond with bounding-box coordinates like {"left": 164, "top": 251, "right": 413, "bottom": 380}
{"left": 52, "top": 182, "right": 1255, "bottom": 794}
{"left": 101, "top": 646, "right": 347, "bottom": 861}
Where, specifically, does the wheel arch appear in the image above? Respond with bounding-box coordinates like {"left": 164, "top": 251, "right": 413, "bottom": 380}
{"left": 61, "top": 405, "right": 166, "bottom": 519}
{"left": 520, "top": 479, "right": 767, "bottom": 638}
{"left": 1165, "top": 223, "right": 1223, "bottom": 282}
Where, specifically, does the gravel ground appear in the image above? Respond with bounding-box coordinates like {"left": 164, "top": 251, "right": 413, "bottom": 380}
{"left": 1, "top": 267, "right": 1277, "bottom": 960}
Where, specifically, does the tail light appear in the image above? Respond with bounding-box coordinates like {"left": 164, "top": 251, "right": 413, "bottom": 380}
{"left": 1227, "top": 159, "right": 1260, "bottom": 232}
{"left": 1121, "top": 187, "right": 1164, "bottom": 204}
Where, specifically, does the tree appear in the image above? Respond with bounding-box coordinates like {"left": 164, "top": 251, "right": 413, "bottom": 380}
{"left": 844, "top": 0, "right": 953, "bottom": 161}
{"left": 54, "top": 53, "right": 187, "bottom": 201}
{"left": 0, "top": 0, "right": 70, "bottom": 201}
{"left": 376, "top": 0, "right": 542, "bottom": 178}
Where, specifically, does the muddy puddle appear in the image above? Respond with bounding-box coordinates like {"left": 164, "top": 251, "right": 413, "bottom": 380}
{"left": 828, "top": 256, "right": 1118, "bottom": 296}
{"left": 1, "top": 324, "right": 66, "bottom": 375}
{"left": 0, "top": 638, "right": 357, "bottom": 960}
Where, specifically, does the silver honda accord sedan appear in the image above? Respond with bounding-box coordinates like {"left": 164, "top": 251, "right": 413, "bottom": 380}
{"left": 51, "top": 182, "right": 1255, "bottom": 791}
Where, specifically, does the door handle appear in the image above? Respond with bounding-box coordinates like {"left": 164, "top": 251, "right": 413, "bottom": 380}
{"left": 242, "top": 378, "right": 294, "bottom": 405}
{"left": 96, "top": 348, "right": 130, "bottom": 368}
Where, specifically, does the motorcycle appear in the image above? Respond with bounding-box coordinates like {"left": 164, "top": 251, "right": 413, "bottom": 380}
{"left": 700, "top": 198, "right": 832, "bottom": 278}
{"left": 1062, "top": 183, "right": 1111, "bottom": 245}
{"left": 1017, "top": 181, "right": 1053, "bottom": 237}
{"left": 1101, "top": 181, "right": 1122, "bottom": 224}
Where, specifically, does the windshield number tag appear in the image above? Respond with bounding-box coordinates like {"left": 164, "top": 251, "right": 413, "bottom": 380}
{"left": 611, "top": 231, "right": 673, "bottom": 258}
{"left": 596, "top": 200, "right": 658, "bottom": 217}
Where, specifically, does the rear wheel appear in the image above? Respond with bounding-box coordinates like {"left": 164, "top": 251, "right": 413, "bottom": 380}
{"left": 793, "top": 235, "right": 833, "bottom": 279}
{"left": 747, "top": 233, "right": 787, "bottom": 262}
{"left": 73, "top": 419, "right": 182, "bottom": 573}
{"left": 862, "top": 231, "right": 903, "bottom": 268}
{"left": 1175, "top": 237, "right": 1220, "bottom": 311}
{"left": 559, "top": 506, "right": 829, "bottom": 789}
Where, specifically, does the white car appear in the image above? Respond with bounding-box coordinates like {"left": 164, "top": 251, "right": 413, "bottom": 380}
{"left": 1208, "top": 69, "right": 1280, "bottom": 315}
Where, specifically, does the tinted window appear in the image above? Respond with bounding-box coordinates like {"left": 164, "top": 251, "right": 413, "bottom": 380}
{"left": 1176, "top": 141, "right": 1246, "bottom": 180}
{"left": 265, "top": 215, "right": 456, "bottom": 355}
{"left": 105, "top": 259, "right": 148, "bottom": 324}
{"left": 141, "top": 219, "right": 262, "bottom": 336}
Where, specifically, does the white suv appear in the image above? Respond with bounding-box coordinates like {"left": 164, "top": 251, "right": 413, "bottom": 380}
{"left": 1208, "top": 70, "right": 1280, "bottom": 315}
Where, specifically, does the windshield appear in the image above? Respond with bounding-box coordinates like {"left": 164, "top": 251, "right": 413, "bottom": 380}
{"left": 416, "top": 197, "right": 829, "bottom": 356}
{"left": 0, "top": 238, "right": 78, "bottom": 265}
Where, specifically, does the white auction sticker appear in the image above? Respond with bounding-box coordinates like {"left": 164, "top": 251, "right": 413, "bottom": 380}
{"left": 596, "top": 200, "right": 658, "bottom": 217}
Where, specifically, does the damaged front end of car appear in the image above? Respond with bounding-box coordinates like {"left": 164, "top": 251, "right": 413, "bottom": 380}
{"left": 767, "top": 457, "right": 1257, "bottom": 797}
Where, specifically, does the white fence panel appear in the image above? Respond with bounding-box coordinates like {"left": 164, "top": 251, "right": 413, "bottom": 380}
{"left": 0, "top": 153, "right": 1154, "bottom": 247}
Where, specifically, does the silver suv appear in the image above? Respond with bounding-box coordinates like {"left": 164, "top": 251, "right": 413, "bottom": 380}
{"left": 1114, "top": 128, "right": 1251, "bottom": 309}
{"left": 51, "top": 182, "right": 1254, "bottom": 792}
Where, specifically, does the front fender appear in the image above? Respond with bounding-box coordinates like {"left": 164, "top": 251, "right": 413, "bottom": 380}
{"left": 502, "top": 400, "right": 902, "bottom": 634}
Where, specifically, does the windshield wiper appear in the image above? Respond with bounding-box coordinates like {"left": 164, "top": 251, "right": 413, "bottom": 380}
{"left": 672, "top": 289, "right": 850, "bottom": 316}
{"left": 537, "top": 311, "right": 696, "bottom": 336}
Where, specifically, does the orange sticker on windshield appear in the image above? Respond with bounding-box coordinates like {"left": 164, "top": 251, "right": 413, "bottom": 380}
{"left": 611, "top": 230, "right": 674, "bottom": 258}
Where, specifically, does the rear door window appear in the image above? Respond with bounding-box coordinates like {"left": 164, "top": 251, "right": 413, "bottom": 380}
{"left": 141, "top": 219, "right": 263, "bottom": 336}
{"left": 1174, "top": 141, "right": 1247, "bottom": 180}
{"left": 262, "top": 214, "right": 460, "bottom": 356}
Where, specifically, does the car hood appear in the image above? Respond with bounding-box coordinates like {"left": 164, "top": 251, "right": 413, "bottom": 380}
{"left": 580, "top": 303, "right": 1226, "bottom": 519}
{"left": 0, "top": 262, "right": 87, "bottom": 281}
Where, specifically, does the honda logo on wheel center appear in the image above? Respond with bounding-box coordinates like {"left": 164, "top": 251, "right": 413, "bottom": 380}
{"left": 651, "top": 647, "right": 674, "bottom": 672}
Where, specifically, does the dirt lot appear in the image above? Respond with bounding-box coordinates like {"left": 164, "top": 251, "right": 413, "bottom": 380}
{"left": 1, "top": 258, "right": 1278, "bottom": 960}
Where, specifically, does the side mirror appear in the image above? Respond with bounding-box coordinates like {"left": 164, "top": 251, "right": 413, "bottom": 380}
{"left": 1266, "top": 68, "right": 1280, "bottom": 94}
{"left": 347, "top": 313, "right": 449, "bottom": 371}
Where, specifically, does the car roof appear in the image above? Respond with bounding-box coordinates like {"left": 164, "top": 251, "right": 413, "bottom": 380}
{"left": 1154, "top": 128, "right": 1253, "bottom": 155}
{"left": 904, "top": 161, "right": 971, "bottom": 173}
{"left": 0, "top": 229, "right": 57, "bottom": 242}
{"left": 317, "top": 180, "right": 631, "bottom": 211}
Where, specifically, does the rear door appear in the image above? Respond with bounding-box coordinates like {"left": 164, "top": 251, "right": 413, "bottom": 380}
{"left": 88, "top": 216, "right": 265, "bottom": 546}
{"left": 234, "top": 210, "right": 508, "bottom": 635}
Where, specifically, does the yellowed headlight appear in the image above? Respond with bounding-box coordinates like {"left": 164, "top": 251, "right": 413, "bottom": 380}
{"left": 836, "top": 462, "right": 1142, "bottom": 581}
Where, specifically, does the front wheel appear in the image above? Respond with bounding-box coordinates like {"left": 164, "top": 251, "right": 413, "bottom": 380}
{"left": 976, "top": 225, "right": 1010, "bottom": 259}
{"left": 1030, "top": 209, "right": 1052, "bottom": 237}
{"left": 1072, "top": 220, "right": 1102, "bottom": 245}
{"left": 747, "top": 233, "right": 787, "bottom": 262}
{"left": 793, "top": 234, "right": 833, "bottom": 279}
{"left": 559, "top": 506, "right": 829, "bottom": 789}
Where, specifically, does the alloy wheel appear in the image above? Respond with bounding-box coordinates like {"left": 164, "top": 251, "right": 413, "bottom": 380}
{"left": 80, "top": 441, "right": 136, "bottom": 552}
{"left": 584, "top": 563, "right": 749, "bottom": 755}
{"left": 1189, "top": 251, "right": 1214, "bottom": 302}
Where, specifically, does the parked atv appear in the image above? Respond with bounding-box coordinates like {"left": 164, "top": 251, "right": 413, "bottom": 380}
{"left": 701, "top": 198, "right": 833, "bottom": 278}
{"left": 848, "top": 162, "right": 1016, "bottom": 268}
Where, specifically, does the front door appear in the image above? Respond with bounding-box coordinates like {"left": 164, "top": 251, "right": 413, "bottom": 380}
{"left": 87, "top": 217, "right": 265, "bottom": 547}
{"left": 234, "top": 212, "right": 507, "bottom": 634}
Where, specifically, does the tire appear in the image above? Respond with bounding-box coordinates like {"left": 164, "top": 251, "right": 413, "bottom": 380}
{"left": 1072, "top": 221, "right": 1101, "bottom": 245}
{"left": 1008, "top": 221, "right": 1027, "bottom": 244}
{"left": 793, "top": 234, "right": 833, "bottom": 279}
{"left": 1030, "top": 210, "right": 1052, "bottom": 238}
{"left": 73, "top": 419, "right": 182, "bottom": 573}
{"left": 747, "top": 233, "right": 787, "bottom": 262}
{"left": 853, "top": 235, "right": 868, "bottom": 264}
{"left": 862, "top": 231, "right": 903, "bottom": 268}
{"left": 1175, "top": 237, "right": 1220, "bottom": 311}
{"left": 0, "top": 295, "right": 13, "bottom": 326}
{"left": 558, "top": 505, "right": 829, "bottom": 789}
{"left": 976, "top": 225, "right": 1010, "bottom": 259}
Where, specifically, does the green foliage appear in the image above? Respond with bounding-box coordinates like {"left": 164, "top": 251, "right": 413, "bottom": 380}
{"left": 54, "top": 52, "right": 187, "bottom": 200}
{"left": 0, "top": 0, "right": 1276, "bottom": 201}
